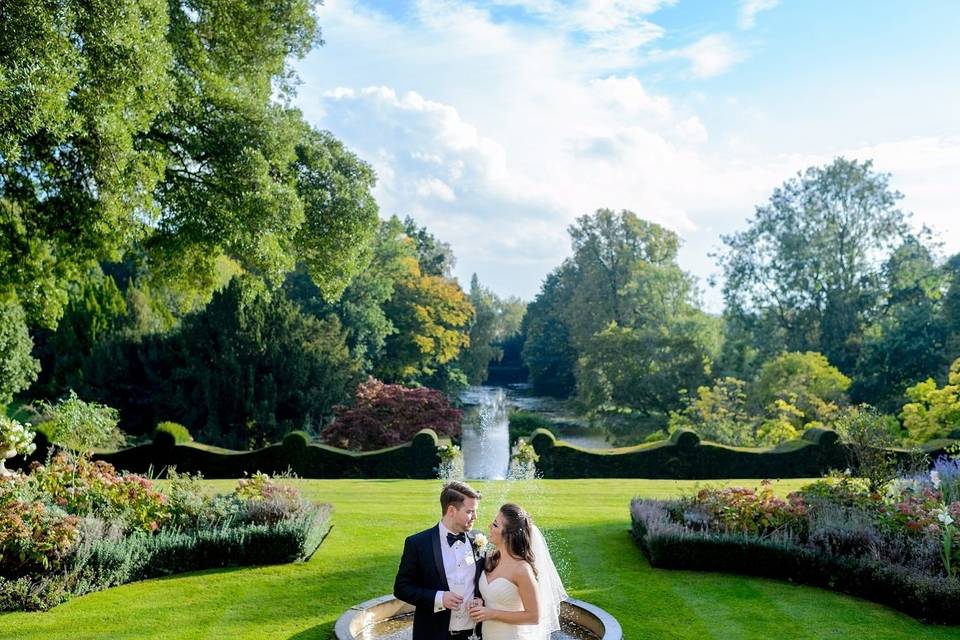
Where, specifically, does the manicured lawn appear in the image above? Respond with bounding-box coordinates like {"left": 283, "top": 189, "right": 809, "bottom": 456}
{"left": 3, "top": 478, "right": 959, "bottom": 640}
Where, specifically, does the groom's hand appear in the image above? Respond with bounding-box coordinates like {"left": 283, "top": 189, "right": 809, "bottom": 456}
{"left": 442, "top": 591, "right": 464, "bottom": 610}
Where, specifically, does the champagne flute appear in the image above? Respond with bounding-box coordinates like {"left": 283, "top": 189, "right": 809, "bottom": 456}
{"left": 467, "top": 597, "right": 482, "bottom": 640}
{"left": 450, "top": 576, "right": 467, "bottom": 621}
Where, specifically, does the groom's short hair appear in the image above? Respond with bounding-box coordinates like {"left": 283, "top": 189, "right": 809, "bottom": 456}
{"left": 440, "top": 481, "right": 481, "bottom": 515}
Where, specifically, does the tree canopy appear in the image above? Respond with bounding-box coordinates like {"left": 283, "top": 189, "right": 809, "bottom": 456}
{"left": 523, "top": 209, "right": 719, "bottom": 436}
{"left": 1, "top": 0, "right": 381, "bottom": 408}
{"left": 719, "top": 158, "right": 918, "bottom": 374}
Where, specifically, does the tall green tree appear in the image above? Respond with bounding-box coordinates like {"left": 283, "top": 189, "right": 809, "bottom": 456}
{"left": 456, "top": 274, "right": 503, "bottom": 385}
{"left": 176, "top": 277, "right": 362, "bottom": 447}
{"left": 852, "top": 238, "right": 947, "bottom": 412}
{"left": 522, "top": 209, "right": 719, "bottom": 433}
{"left": 566, "top": 209, "right": 691, "bottom": 342}
{"left": 522, "top": 267, "right": 578, "bottom": 397}
{"left": 942, "top": 253, "right": 960, "bottom": 361}
{"left": 32, "top": 270, "right": 128, "bottom": 396}
{"left": 719, "top": 158, "right": 917, "bottom": 374}
{"left": 1, "top": 0, "right": 174, "bottom": 327}
{"left": 0, "top": 299, "right": 39, "bottom": 406}
{"left": 1, "top": 1, "right": 378, "bottom": 334}
{"left": 285, "top": 261, "right": 394, "bottom": 372}
{"left": 577, "top": 314, "right": 719, "bottom": 437}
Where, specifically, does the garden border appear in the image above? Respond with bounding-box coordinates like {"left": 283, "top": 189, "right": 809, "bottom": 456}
{"left": 630, "top": 500, "right": 960, "bottom": 625}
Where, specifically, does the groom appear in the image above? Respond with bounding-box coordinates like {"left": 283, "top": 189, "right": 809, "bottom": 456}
{"left": 395, "top": 481, "right": 485, "bottom": 640}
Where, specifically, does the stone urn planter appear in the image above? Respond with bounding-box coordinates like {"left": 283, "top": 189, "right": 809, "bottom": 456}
{"left": 0, "top": 448, "right": 18, "bottom": 477}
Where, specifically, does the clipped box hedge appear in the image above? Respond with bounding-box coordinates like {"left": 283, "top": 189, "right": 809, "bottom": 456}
{"left": 531, "top": 428, "right": 958, "bottom": 479}
{"left": 14, "top": 429, "right": 445, "bottom": 479}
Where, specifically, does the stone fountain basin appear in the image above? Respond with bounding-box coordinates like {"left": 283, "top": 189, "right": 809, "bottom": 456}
{"left": 335, "top": 595, "right": 622, "bottom": 640}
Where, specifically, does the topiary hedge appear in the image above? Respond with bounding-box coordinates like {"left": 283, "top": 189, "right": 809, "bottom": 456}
{"left": 154, "top": 421, "right": 192, "bottom": 446}
{"left": 12, "top": 429, "right": 444, "bottom": 479}
{"left": 531, "top": 427, "right": 958, "bottom": 479}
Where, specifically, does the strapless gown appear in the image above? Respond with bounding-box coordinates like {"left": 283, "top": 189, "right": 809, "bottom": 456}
{"left": 477, "top": 572, "right": 541, "bottom": 640}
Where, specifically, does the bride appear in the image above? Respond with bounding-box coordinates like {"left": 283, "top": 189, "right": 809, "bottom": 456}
{"left": 468, "top": 504, "right": 567, "bottom": 640}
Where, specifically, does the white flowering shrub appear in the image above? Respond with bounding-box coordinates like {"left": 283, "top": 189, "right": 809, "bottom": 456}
{"left": 0, "top": 415, "right": 36, "bottom": 455}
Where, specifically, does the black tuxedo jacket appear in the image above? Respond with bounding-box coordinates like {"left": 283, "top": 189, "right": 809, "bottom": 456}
{"left": 394, "top": 525, "right": 485, "bottom": 640}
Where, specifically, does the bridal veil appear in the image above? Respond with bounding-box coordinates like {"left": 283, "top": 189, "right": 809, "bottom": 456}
{"left": 529, "top": 524, "right": 567, "bottom": 639}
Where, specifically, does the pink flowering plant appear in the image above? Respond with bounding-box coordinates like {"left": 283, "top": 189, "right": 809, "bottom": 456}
{"left": 879, "top": 484, "right": 943, "bottom": 535}
{"left": 234, "top": 471, "right": 309, "bottom": 526}
{"left": 0, "top": 500, "right": 80, "bottom": 576}
{"left": 678, "top": 480, "right": 808, "bottom": 538}
{"left": 27, "top": 453, "right": 170, "bottom": 533}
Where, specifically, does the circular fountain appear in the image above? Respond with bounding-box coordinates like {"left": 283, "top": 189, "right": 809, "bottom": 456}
{"left": 335, "top": 595, "right": 622, "bottom": 640}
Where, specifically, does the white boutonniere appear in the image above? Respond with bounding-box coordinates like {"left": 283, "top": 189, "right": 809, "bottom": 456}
{"left": 473, "top": 533, "right": 488, "bottom": 556}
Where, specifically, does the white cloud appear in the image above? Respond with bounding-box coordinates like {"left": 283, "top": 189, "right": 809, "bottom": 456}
{"left": 738, "top": 0, "right": 780, "bottom": 30}
{"left": 317, "top": 81, "right": 711, "bottom": 297}
{"left": 838, "top": 137, "right": 960, "bottom": 251}
{"left": 415, "top": 177, "right": 457, "bottom": 202}
{"left": 589, "top": 75, "right": 674, "bottom": 118}
{"left": 296, "top": 1, "right": 960, "bottom": 312}
{"left": 674, "top": 116, "right": 708, "bottom": 143}
{"left": 672, "top": 34, "right": 741, "bottom": 78}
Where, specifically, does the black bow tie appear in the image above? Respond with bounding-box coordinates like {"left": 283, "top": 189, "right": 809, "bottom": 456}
{"left": 446, "top": 532, "right": 466, "bottom": 546}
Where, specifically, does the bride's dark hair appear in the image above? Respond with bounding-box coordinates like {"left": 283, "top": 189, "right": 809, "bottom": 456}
{"left": 485, "top": 503, "right": 538, "bottom": 579}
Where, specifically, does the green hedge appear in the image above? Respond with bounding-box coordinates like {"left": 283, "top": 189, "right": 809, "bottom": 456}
{"left": 17, "top": 429, "right": 444, "bottom": 479}
{"left": 153, "top": 421, "right": 192, "bottom": 446}
{"left": 508, "top": 410, "right": 550, "bottom": 445}
{"left": 631, "top": 505, "right": 960, "bottom": 624}
{"left": 531, "top": 428, "right": 958, "bottom": 479}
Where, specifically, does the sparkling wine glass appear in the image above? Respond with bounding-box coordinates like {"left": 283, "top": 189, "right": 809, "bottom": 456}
{"left": 450, "top": 577, "right": 468, "bottom": 623}
{"left": 468, "top": 606, "right": 481, "bottom": 640}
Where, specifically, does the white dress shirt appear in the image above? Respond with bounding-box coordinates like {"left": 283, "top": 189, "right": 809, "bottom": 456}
{"left": 434, "top": 521, "right": 477, "bottom": 631}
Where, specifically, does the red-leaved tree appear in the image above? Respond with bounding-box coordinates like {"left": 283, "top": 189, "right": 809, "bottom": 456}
{"left": 321, "top": 378, "right": 462, "bottom": 450}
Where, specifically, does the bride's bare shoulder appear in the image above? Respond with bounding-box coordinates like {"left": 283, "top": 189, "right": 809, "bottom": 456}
{"left": 510, "top": 559, "right": 536, "bottom": 584}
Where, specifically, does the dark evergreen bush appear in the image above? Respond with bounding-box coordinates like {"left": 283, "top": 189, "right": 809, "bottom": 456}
{"left": 508, "top": 410, "right": 550, "bottom": 444}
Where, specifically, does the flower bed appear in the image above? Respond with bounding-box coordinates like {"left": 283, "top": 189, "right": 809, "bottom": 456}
{"left": 0, "top": 455, "right": 331, "bottom": 612}
{"left": 631, "top": 469, "right": 960, "bottom": 624}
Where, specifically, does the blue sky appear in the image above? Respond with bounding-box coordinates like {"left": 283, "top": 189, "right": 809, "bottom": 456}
{"left": 293, "top": 1, "right": 960, "bottom": 311}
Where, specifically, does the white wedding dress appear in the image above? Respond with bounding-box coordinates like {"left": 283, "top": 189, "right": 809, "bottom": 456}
{"left": 477, "top": 572, "right": 542, "bottom": 640}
